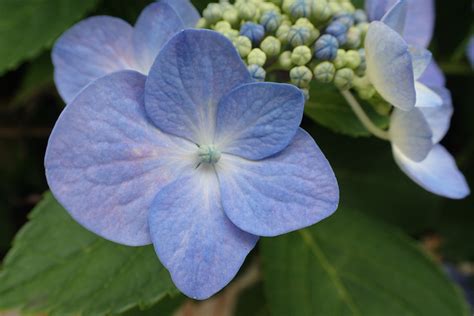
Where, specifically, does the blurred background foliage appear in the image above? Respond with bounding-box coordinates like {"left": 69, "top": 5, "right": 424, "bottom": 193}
{"left": 0, "top": 0, "right": 472, "bottom": 314}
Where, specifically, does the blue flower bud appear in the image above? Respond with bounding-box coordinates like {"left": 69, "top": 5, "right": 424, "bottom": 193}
{"left": 247, "top": 64, "right": 266, "bottom": 81}
{"left": 260, "top": 11, "right": 282, "bottom": 32}
{"left": 240, "top": 22, "right": 265, "bottom": 45}
{"left": 314, "top": 34, "right": 339, "bottom": 61}
{"left": 325, "top": 21, "right": 348, "bottom": 45}
{"left": 283, "top": 0, "right": 312, "bottom": 19}
{"left": 353, "top": 9, "right": 367, "bottom": 23}
{"left": 332, "top": 13, "right": 354, "bottom": 28}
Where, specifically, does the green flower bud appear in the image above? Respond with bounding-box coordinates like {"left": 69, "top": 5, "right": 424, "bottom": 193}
{"left": 214, "top": 21, "right": 232, "bottom": 31}
{"left": 223, "top": 9, "right": 240, "bottom": 26}
{"left": 312, "top": 0, "right": 331, "bottom": 21}
{"left": 294, "top": 18, "right": 320, "bottom": 43}
{"left": 278, "top": 51, "right": 293, "bottom": 70}
{"left": 346, "top": 26, "right": 361, "bottom": 49}
{"left": 236, "top": 0, "right": 259, "bottom": 21}
{"left": 260, "top": 36, "right": 282, "bottom": 57}
{"left": 340, "top": 1, "right": 355, "bottom": 13}
{"left": 290, "top": 65, "right": 313, "bottom": 88}
{"left": 234, "top": 36, "right": 253, "bottom": 58}
{"left": 333, "top": 49, "right": 347, "bottom": 69}
{"left": 301, "top": 88, "right": 310, "bottom": 101}
{"left": 357, "top": 85, "right": 376, "bottom": 100}
{"left": 276, "top": 24, "right": 291, "bottom": 43}
{"left": 328, "top": 2, "right": 342, "bottom": 15}
{"left": 356, "top": 22, "right": 369, "bottom": 37}
{"left": 248, "top": 48, "right": 267, "bottom": 66}
{"left": 291, "top": 45, "right": 312, "bottom": 65}
{"left": 260, "top": 11, "right": 282, "bottom": 32}
{"left": 280, "top": 16, "right": 292, "bottom": 26}
{"left": 258, "top": 2, "right": 281, "bottom": 14}
{"left": 334, "top": 68, "right": 354, "bottom": 90}
{"left": 345, "top": 50, "right": 361, "bottom": 69}
{"left": 220, "top": 28, "right": 239, "bottom": 41}
{"left": 287, "top": 24, "right": 318, "bottom": 47}
{"left": 314, "top": 61, "right": 336, "bottom": 83}
{"left": 196, "top": 18, "right": 208, "bottom": 29}
{"left": 203, "top": 3, "right": 223, "bottom": 24}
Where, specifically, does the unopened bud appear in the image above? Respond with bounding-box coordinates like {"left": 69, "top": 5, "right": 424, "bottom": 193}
{"left": 260, "top": 11, "right": 282, "bottom": 32}
{"left": 290, "top": 65, "right": 313, "bottom": 88}
{"left": 314, "top": 61, "right": 336, "bottom": 83}
{"left": 345, "top": 50, "right": 361, "bottom": 69}
{"left": 236, "top": 0, "right": 259, "bottom": 21}
{"left": 284, "top": 0, "right": 312, "bottom": 19}
{"left": 196, "top": 18, "right": 208, "bottom": 28}
{"left": 248, "top": 64, "right": 266, "bottom": 81}
{"left": 248, "top": 48, "right": 267, "bottom": 66}
{"left": 223, "top": 9, "right": 239, "bottom": 26}
{"left": 203, "top": 3, "right": 223, "bottom": 24}
{"left": 353, "top": 9, "right": 367, "bottom": 23}
{"left": 326, "top": 21, "right": 348, "bottom": 45}
{"left": 314, "top": 34, "right": 339, "bottom": 60}
{"left": 214, "top": 21, "right": 232, "bottom": 31}
{"left": 291, "top": 45, "right": 312, "bottom": 65}
{"left": 278, "top": 51, "right": 293, "bottom": 70}
{"left": 234, "top": 36, "right": 252, "bottom": 58}
{"left": 334, "top": 68, "right": 354, "bottom": 90}
{"left": 261, "top": 36, "right": 282, "bottom": 57}
{"left": 333, "top": 49, "right": 347, "bottom": 69}
{"left": 312, "top": 0, "right": 331, "bottom": 21}
{"left": 346, "top": 26, "right": 361, "bottom": 48}
{"left": 240, "top": 22, "right": 265, "bottom": 45}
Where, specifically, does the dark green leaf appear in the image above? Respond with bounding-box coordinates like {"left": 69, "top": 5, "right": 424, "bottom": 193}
{"left": 261, "top": 208, "right": 469, "bottom": 316}
{"left": 305, "top": 82, "right": 389, "bottom": 137}
{"left": 0, "top": 0, "right": 99, "bottom": 75}
{"left": 0, "top": 192, "right": 178, "bottom": 315}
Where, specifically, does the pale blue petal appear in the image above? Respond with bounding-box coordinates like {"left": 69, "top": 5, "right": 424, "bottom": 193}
{"left": 133, "top": 2, "right": 184, "bottom": 73}
{"left": 218, "top": 129, "right": 339, "bottom": 237}
{"left": 365, "top": 21, "right": 416, "bottom": 111}
{"left": 145, "top": 29, "right": 252, "bottom": 144}
{"left": 409, "top": 46, "right": 432, "bottom": 79}
{"left": 381, "top": 0, "right": 408, "bottom": 35}
{"left": 403, "top": 0, "right": 435, "bottom": 48}
{"left": 161, "top": 0, "right": 200, "bottom": 27}
{"left": 52, "top": 16, "right": 137, "bottom": 103}
{"left": 469, "top": 36, "right": 474, "bottom": 68}
{"left": 419, "top": 87, "right": 453, "bottom": 143}
{"left": 415, "top": 82, "right": 443, "bottom": 108}
{"left": 45, "top": 71, "right": 196, "bottom": 246}
{"left": 393, "top": 145, "right": 470, "bottom": 199}
{"left": 390, "top": 108, "right": 433, "bottom": 162}
{"left": 214, "top": 83, "right": 304, "bottom": 160}
{"left": 365, "top": 0, "right": 390, "bottom": 21}
{"left": 148, "top": 170, "right": 258, "bottom": 300}
{"left": 418, "top": 60, "right": 446, "bottom": 88}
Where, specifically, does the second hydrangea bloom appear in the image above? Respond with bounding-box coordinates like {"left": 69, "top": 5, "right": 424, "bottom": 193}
{"left": 45, "top": 29, "right": 339, "bottom": 299}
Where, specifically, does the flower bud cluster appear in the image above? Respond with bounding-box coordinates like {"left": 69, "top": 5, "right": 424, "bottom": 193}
{"left": 198, "top": 0, "right": 375, "bottom": 102}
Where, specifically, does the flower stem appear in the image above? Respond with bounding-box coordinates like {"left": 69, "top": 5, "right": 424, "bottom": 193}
{"left": 339, "top": 89, "right": 391, "bottom": 141}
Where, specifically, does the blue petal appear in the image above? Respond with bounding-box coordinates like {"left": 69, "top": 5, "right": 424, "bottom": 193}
{"left": 148, "top": 170, "right": 258, "bottom": 300}
{"left": 161, "top": 0, "right": 200, "bottom": 27}
{"left": 214, "top": 83, "right": 304, "bottom": 160}
{"left": 52, "top": 16, "right": 137, "bottom": 103}
{"left": 409, "top": 46, "right": 432, "bottom": 79}
{"left": 133, "top": 2, "right": 184, "bottom": 73}
{"left": 390, "top": 108, "right": 433, "bottom": 162}
{"left": 381, "top": 0, "right": 408, "bottom": 35}
{"left": 365, "top": 21, "right": 416, "bottom": 111}
{"left": 419, "top": 87, "right": 453, "bottom": 143}
{"left": 393, "top": 145, "right": 470, "bottom": 199}
{"left": 45, "top": 71, "right": 196, "bottom": 246}
{"left": 218, "top": 129, "right": 339, "bottom": 237}
{"left": 145, "top": 29, "right": 252, "bottom": 144}
{"left": 365, "top": 0, "right": 390, "bottom": 21}
{"left": 418, "top": 60, "right": 446, "bottom": 88}
{"left": 414, "top": 82, "right": 443, "bottom": 108}
{"left": 403, "top": 0, "right": 435, "bottom": 48}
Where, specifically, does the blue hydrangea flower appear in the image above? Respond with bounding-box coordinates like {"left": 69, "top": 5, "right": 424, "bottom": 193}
{"left": 364, "top": 0, "right": 442, "bottom": 111}
{"left": 52, "top": 0, "right": 199, "bottom": 103}
{"left": 45, "top": 29, "right": 339, "bottom": 299}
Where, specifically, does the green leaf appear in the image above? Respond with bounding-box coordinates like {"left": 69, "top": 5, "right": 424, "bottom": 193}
{"left": 0, "top": 0, "right": 99, "bottom": 75}
{"left": 235, "top": 283, "right": 270, "bottom": 316}
{"left": 0, "top": 192, "right": 178, "bottom": 315}
{"left": 305, "top": 82, "right": 389, "bottom": 137}
{"left": 261, "top": 208, "right": 470, "bottom": 316}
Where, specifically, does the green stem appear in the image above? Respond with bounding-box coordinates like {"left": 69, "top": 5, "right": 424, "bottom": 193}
{"left": 340, "top": 89, "right": 391, "bottom": 141}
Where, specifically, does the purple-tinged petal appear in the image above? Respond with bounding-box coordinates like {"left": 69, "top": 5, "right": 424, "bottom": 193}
{"left": 418, "top": 60, "right": 446, "bottom": 88}
{"left": 390, "top": 108, "right": 433, "bottom": 162}
{"left": 381, "top": 0, "right": 408, "bottom": 35}
{"left": 133, "top": 2, "right": 185, "bottom": 73}
{"left": 148, "top": 170, "right": 258, "bottom": 300}
{"left": 409, "top": 46, "right": 432, "bottom": 79}
{"left": 468, "top": 36, "right": 474, "bottom": 68}
{"left": 419, "top": 87, "right": 453, "bottom": 143}
{"left": 415, "top": 82, "right": 443, "bottom": 108}
{"left": 218, "top": 129, "right": 339, "bottom": 237}
{"left": 145, "top": 29, "right": 252, "bottom": 144}
{"left": 52, "top": 16, "right": 137, "bottom": 103}
{"left": 393, "top": 145, "right": 470, "bottom": 199}
{"left": 161, "top": 0, "right": 200, "bottom": 28}
{"left": 214, "top": 83, "right": 304, "bottom": 160}
{"left": 365, "top": 21, "right": 416, "bottom": 111}
{"left": 365, "top": 0, "right": 390, "bottom": 21}
{"left": 403, "top": 0, "right": 435, "bottom": 48}
{"left": 45, "top": 71, "right": 196, "bottom": 246}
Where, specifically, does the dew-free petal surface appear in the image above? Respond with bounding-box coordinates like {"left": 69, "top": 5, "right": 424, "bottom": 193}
{"left": 162, "top": 0, "right": 200, "bottom": 27}
{"left": 418, "top": 60, "right": 446, "bottom": 88}
{"left": 365, "top": 0, "right": 390, "bottom": 21}
{"left": 365, "top": 21, "right": 415, "bottom": 111}
{"left": 393, "top": 145, "right": 470, "bottom": 199}
{"left": 148, "top": 170, "right": 258, "bottom": 300}
{"left": 409, "top": 46, "right": 432, "bottom": 79}
{"left": 419, "top": 87, "right": 453, "bottom": 143}
{"left": 52, "top": 16, "right": 137, "bottom": 103}
{"left": 218, "top": 129, "right": 339, "bottom": 237}
{"left": 45, "top": 71, "right": 196, "bottom": 246}
{"left": 133, "top": 2, "right": 184, "bottom": 73}
{"left": 390, "top": 108, "right": 433, "bottom": 162}
{"left": 381, "top": 0, "right": 407, "bottom": 35}
{"left": 145, "top": 29, "right": 252, "bottom": 145}
{"left": 214, "top": 83, "right": 304, "bottom": 160}
{"left": 415, "top": 82, "right": 443, "bottom": 108}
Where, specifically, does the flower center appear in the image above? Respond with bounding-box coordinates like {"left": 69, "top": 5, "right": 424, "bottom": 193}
{"left": 198, "top": 144, "right": 221, "bottom": 165}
